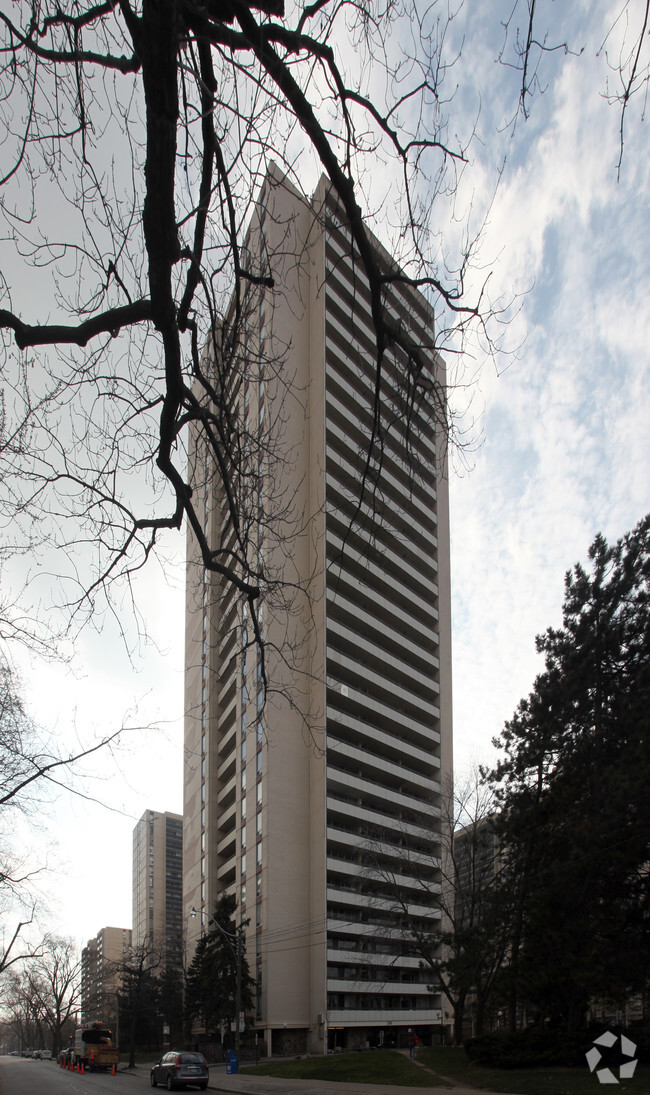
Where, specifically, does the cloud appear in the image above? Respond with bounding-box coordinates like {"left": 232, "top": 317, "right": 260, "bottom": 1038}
{"left": 449, "top": 0, "right": 650, "bottom": 769}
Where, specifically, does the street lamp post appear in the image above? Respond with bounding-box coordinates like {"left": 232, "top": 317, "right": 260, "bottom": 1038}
{"left": 190, "top": 908, "right": 243, "bottom": 1056}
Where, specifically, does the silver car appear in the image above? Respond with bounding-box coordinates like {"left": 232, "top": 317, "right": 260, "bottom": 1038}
{"left": 150, "top": 1051, "right": 208, "bottom": 1090}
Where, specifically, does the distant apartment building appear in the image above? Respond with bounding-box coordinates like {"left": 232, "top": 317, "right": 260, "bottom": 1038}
{"left": 183, "top": 168, "right": 452, "bottom": 1054}
{"left": 132, "top": 810, "right": 183, "bottom": 969}
{"left": 80, "top": 926, "right": 132, "bottom": 1029}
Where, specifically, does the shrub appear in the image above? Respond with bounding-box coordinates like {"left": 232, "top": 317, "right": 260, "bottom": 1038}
{"left": 464, "top": 1028, "right": 590, "bottom": 1069}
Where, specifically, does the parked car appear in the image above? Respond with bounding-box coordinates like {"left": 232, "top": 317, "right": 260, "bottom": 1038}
{"left": 36, "top": 1050, "right": 53, "bottom": 1060}
{"left": 150, "top": 1051, "right": 208, "bottom": 1090}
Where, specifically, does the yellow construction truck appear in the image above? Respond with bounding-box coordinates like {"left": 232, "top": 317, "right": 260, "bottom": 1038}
{"left": 73, "top": 1022, "right": 119, "bottom": 1071}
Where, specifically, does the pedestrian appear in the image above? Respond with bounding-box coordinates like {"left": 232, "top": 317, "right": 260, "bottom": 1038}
{"left": 407, "top": 1028, "right": 419, "bottom": 1059}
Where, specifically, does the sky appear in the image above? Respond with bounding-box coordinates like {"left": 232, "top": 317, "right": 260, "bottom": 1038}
{"left": 1, "top": 0, "right": 649, "bottom": 955}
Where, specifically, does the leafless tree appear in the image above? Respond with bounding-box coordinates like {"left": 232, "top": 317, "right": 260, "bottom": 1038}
{"left": 0, "top": 902, "right": 43, "bottom": 979}
{"left": 0, "top": 659, "right": 128, "bottom": 815}
{"left": 0, "top": 654, "right": 139, "bottom": 964}
{"left": 0, "top": 0, "right": 497, "bottom": 669}
{"left": 18, "top": 935, "right": 81, "bottom": 1056}
{"left": 1, "top": 969, "right": 46, "bottom": 1050}
{"left": 365, "top": 772, "right": 510, "bottom": 1044}
{"left": 500, "top": 1, "right": 649, "bottom": 174}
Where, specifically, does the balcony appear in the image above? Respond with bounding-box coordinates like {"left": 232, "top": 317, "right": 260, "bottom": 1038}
{"left": 327, "top": 649, "right": 438, "bottom": 723}
{"left": 326, "top": 706, "right": 440, "bottom": 775}
{"left": 327, "top": 736, "right": 439, "bottom": 801}
{"left": 326, "top": 826, "right": 440, "bottom": 872}
{"left": 327, "top": 1007, "right": 441, "bottom": 1026}
{"left": 327, "top": 617, "right": 439, "bottom": 703}
{"left": 326, "top": 798, "right": 439, "bottom": 843}
{"left": 326, "top": 766, "right": 438, "bottom": 820}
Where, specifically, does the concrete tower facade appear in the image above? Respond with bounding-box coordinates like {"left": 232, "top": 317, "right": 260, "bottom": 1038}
{"left": 80, "top": 926, "right": 132, "bottom": 1029}
{"left": 132, "top": 810, "right": 183, "bottom": 969}
{"left": 184, "top": 169, "right": 452, "bottom": 1054}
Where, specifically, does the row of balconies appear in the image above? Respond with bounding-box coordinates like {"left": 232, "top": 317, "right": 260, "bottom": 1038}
{"left": 327, "top": 1006, "right": 441, "bottom": 1024}
{"left": 323, "top": 260, "right": 439, "bottom": 456}
{"left": 326, "top": 917, "right": 441, "bottom": 946}
{"left": 327, "top": 651, "right": 438, "bottom": 729}
{"left": 326, "top": 683, "right": 439, "bottom": 747}
{"left": 325, "top": 485, "right": 437, "bottom": 615}
{"left": 324, "top": 314, "right": 438, "bottom": 477}
{"left": 324, "top": 404, "right": 437, "bottom": 540}
{"left": 326, "top": 884, "right": 440, "bottom": 920}
{"left": 326, "top": 825, "right": 441, "bottom": 872}
{"left": 327, "top": 617, "right": 439, "bottom": 709}
{"left": 326, "top": 798, "right": 440, "bottom": 853}
{"left": 325, "top": 570, "right": 438, "bottom": 653}
{"left": 327, "top": 976, "right": 432, "bottom": 994}
{"left": 324, "top": 226, "right": 436, "bottom": 351}
{"left": 326, "top": 766, "right": 438, "bottom": 823}
{"left": 327, "top": 572, "right": 437, "bottom": 651}
{"left": 326, "top": 735, "right": 439, "bottom": 802}
{"left": 326, "top": 855, "right": 439, "bottom": 899}
{"left": 325, "top": 371, "right": 437, "bottom": 541}
{"left": 327, "top": 947, "right": 422, "bottom": 968}
{"left": 325, "top": 705, "right": 440, "bottom": 776}
{"left": 326, "top": 526, "right": 436, "bottom": 639}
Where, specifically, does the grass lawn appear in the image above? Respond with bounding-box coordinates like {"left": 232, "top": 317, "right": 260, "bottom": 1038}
{"left": 419, "top": 1046, "right": 650, "bottom": 1094}
{"left": 240, "top": 1049, "right": 435, "bottom": 1086}
{"left": 242, "top": 1046, "right": 650, "bottom": 1094}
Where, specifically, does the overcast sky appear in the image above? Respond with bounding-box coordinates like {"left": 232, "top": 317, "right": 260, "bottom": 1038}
{"left": 3, "top": 0, "right": 649, "bottom": 952}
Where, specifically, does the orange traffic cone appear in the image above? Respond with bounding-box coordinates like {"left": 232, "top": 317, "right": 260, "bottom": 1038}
{"left": 77, "top": 1061, "right": 80, "bottom": 1072}
{"left": 81, "top": 1062, "right": 85, "bottom": 1074}
{"left": 111, "top": 1063, "right": 117, "bottom": 1075}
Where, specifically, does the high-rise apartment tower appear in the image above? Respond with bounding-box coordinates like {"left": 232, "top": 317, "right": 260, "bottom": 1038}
{"left": 132, "top": 810, "right": 183, "bottom": 969}
{"left": 81, "top": 926, "right": 132, "bottom": 1028}
{"left": 184, "top": 169, "right": 452, "bottom": 1054}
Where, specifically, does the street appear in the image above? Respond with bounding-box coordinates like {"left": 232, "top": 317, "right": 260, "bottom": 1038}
{"left": 0, "top": 1056, "right": 153, "bottom": 1095}
{"left": 1, "top": 1054, "right": 522, "bottom": 1095}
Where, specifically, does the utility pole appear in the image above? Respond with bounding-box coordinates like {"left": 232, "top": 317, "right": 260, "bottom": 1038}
{"left": 235, "top": 926, "right": 242, "bottom": 1057}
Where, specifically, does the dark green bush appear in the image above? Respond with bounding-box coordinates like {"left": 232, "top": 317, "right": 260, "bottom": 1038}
{"left": 465, "top": 1028, "right": 591, "bottom": 1069}
{"left": 465, "top": 1025, "right": 650, "bottom": 1070}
